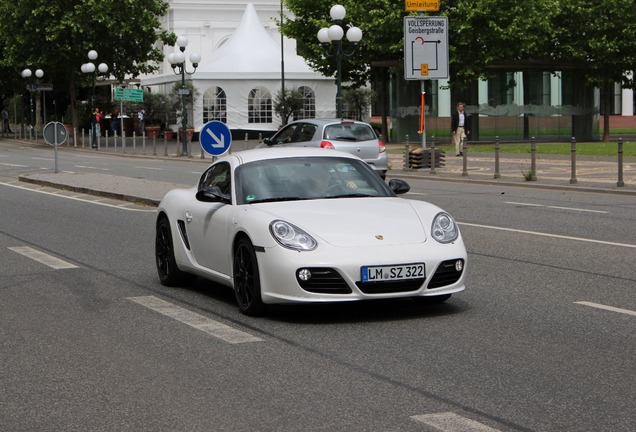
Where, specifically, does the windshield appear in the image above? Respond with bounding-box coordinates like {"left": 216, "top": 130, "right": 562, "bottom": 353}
{"left": 323, "top": 123, "right": 376, "bottom": 142}
{"left": 235, "top": 157, "right": 393, "bottom": 205}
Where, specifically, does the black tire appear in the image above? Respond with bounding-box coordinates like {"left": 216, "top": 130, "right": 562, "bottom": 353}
{"left": 155, "top": 217, "right": 195, "bottom": 286}
{"left": 233, "top": 237, "right": 266, "bottom": 316}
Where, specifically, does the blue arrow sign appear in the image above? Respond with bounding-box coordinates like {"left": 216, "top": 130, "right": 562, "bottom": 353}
{"left": 199, "top": 121, "right": 232, "bottom": 156}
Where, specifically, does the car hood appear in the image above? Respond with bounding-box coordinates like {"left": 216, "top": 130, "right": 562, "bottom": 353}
{"left": 254, "top": 198, "right": 428, "bottom": 247}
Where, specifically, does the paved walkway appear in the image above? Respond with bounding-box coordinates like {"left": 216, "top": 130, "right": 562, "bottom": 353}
{"left": 10, "top": 137, "right": 636, "bottom": 207}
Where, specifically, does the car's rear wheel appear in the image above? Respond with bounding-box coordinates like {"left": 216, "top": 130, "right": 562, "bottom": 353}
{"left": 233, "top": 237, "right": 265, "bottom": 316}
{"left": 155, "top": 217, "right": 194, "bottom": 286}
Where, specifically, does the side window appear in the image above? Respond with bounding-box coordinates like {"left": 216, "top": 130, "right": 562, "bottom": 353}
{"left": 293, "top": 123, "right": 317, "bottom": 142}
{"left": 274, "top": 124, "right": 298, "bottom": 144}
{"left": 198, "top": 162, "right": 231, "bottom": 195}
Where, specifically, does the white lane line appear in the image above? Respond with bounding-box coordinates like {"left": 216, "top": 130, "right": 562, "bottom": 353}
{"left": 406, "top": 192, "right": 428, "bottom": 196}
{"left": 0, "top": 162, "right": 28, "bottom": 167}
{"left": 128, "top": 296, "right": 263, "bottom": 344}
{"left": 575, "top": 301, "right": 636, "bottom": 317}
{"left": 133, "top": 166, "right": 163, "bottom": 171}
{"left": 505, "top": 201, "right": 608, "bottom": 214}
{"left": 8, "top": 246, "right": 78, "bottom": 269}
{"left": 459, "top": 222, "right": 636, "bottom": 249}
{"left": 0, "top": 181, "right": 155, "bottom": 212}
{"left": 74, "top": 165, "right": 110, "bottom": 171}
{"left": 411, "top": 412, "right": 501, "bottom": 431}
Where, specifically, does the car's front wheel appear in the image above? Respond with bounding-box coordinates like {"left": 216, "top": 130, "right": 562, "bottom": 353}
{"left": 155, "top": 217, "right": 194, "bottom": 286}
{"left": 233, "top": 237, "right": 265, "bottom": 316}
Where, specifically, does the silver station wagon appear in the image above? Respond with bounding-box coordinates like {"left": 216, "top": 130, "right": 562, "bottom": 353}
{"left": 261, "top": 119, "right": 388, "bottom": 178}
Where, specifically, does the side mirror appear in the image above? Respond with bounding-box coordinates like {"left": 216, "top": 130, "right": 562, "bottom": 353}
{"left": 196, "top": 186, "right": 231, "bottom": 203}
{"left": 262, "top": 137, "right": 273, "bottom": 146}
{"left": 388, "top": 179, "right": 410, "bottom": 195}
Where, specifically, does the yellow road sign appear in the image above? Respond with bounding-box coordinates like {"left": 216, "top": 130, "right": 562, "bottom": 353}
{"left": 405, "top": 0, "right": 440, "bottom": 12}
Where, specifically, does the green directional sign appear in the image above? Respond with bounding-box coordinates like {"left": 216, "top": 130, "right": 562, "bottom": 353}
{"left": 114, "top": 88, "right": 144, "bottom": 102}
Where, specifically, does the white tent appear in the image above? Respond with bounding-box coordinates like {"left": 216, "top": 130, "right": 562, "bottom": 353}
{"left": 143, "top": 3, "right": 336, "bottom": 132}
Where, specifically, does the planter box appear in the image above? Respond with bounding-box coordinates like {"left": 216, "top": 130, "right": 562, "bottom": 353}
{"left": 179, "top": 128, "right": 195, "bottom": 143}
{"left": 145, "top": 126, "right": 161, "bottom": 139}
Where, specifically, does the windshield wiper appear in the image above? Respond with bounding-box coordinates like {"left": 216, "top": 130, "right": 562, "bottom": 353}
{"left": 325, "top": 193, "right": 373, "bottom": 199}
{"left": 249, "top": 196, "right": 310, "bottom": 204}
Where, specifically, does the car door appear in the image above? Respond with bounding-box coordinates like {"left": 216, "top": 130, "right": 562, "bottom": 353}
{"left": 186, "top": 162, "right": 234, "bottom": 277}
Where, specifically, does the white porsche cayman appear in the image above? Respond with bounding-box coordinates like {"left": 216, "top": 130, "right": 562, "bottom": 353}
{"left": 156, "top": 148, "right": 467, "bottom": 315}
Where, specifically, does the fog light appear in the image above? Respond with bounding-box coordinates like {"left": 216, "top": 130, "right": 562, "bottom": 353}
{"left": 455, "top": 260, "right": 464, "bottom": 272}
{"left": 297, "top": 269, "right": 312, "bottom": 281}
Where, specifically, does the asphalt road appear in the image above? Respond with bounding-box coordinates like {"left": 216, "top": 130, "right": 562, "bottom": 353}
{"left": 1, "top": 141, "right": 635, "bottom": 431}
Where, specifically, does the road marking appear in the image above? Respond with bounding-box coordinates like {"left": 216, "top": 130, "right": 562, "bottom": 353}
{"left": 575, "top": 301, "right": 636, "bottom": 317}
{"left": 128, "top": 296, "right": 263, "bottom": 344}
{"left": 406, "top": 192, "right": 428, "bottom": 196}
{"left": 0, "top": 181, "right": 155, "bottom": 212}
{"left": 459, "top": 222, "right": 636, "bottom": 249}
{"left": 8, "top": 246, "right": 78, "bottom": 269}
{"left": 505, "top": 201, "right": 608, "bottom": 214}
{"left": 411, "top": 412, "right": 501, "bottom": 431}
{"left": 133, "top": 166, "right": 163, "bottom": 171}
{"left": 74, "top": 165, "right": 110, "bottom": 171}
{"left": 0, "top": 162, "right": 28, "bottom": 167}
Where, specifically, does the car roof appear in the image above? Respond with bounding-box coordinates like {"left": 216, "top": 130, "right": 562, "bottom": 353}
{"left": 226, "top": 147, "right": 361, "bottom": 165}
{"left": 287, "top": 118, "right": 369, "bottom": 126}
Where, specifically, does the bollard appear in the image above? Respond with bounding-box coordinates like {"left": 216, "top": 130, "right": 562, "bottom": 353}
{"left": 494, "top": 136, "right": 501, "bottom": 179}
{"left": 142, "top": 134, "right": 146, "bottom": 155}
{"left": 404, "top": 134, "right": 410, "bottom": 170}
{"left": 132, "top": 132, "right": 136, "bottom": 155}
{"left": 82, "top": 129, "right": 85, "bottom": 148}
{"left": 530, "top": 136, "right": 537, "bottom": 181}
{"left": 617, "top": 138, "right": 625, "bottom": 187}
{"left": 123, "top": 133, "right": 127, "bottom": 153}
{"left": 245, "top": 133, "right": 249, "bottom": 151}
{"left": 164, "top": 134, "right": 168, "bottom": 157}
{"left": 570, "top": 136, "right": 577, "bottom": 184}
{"left": 153, "top": 136, "right": 157, "bottom": 156}
{"left": 430, "top": 136, "right": 436, "bottom": 174}
{"left": 461, "top": 136, "right": 468, "bottom": 177}
{"left": 258, "top": 132, "right": 263, "bottom": 143}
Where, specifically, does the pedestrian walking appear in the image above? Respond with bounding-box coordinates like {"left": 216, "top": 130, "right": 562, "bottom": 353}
{"left": 138, "top": 108, "right": 145, "bottom": 135}
{"left": 451, "top": 102, "right": 470, "bottom": 156}
{"left": 2, "top": 107, "right": 13, "bottom": 134}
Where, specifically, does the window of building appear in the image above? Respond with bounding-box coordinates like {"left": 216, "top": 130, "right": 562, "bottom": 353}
{"left": 248, "top": 87, "right": 272, "bottom": 124}
{"left": 296, "top": 86, "right": 315, "bottom": 120}
{"left": 203, "top": 86, "right": 227, "bottom": 123}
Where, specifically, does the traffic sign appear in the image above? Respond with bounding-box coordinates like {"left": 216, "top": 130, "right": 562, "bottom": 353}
{"left": 404, "top": 16, "right": 449, "bottom": 80}
{"left": 114, "top": 88, "right": 144, "bottom": 102}
{"left": 405, "top": 0, "right": 440, "bottom": 12}
{"left": 200, "top": 121, "right": 232, "bottom": 156}
{"left": 43, "top": 121, "right": 68, "bottom": 146}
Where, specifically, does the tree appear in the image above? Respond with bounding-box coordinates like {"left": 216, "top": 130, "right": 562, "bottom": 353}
{"left": 343, "top": 87, "right": 376, "bottom": 121}
{"left": 274, "top": 88, "right": 305, "bottom": 125}
{"left": 550, "top": 0, "right": 636, "bottom": 141}
{"left": 282, "top": 0, "right": 404, "bottom": 141}
{"left": 0, "top": 0, "right": 173, "bottom": 130}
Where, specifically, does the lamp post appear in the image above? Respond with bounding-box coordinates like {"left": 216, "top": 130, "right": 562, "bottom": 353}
{"left": 317, "top": 4, "right": 362, "bottom": 119}
{"left": 81, "top": 50, "right": 109, "bottom": 149}
{"left": 168, "top": 35, "right": 201, "bottom": 157}
{"left": 21, "top": 68, "right": 44, "bottom": 138}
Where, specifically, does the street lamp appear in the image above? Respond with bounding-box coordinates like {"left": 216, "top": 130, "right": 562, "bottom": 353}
{"left": 168, "top": 35, "right": 201, "bottom": 157}
{"left": 21, "top": 68, "right": 44, "bottom": 138}
{"left": 317, "top": 4, "right": 362, "bottom": 118}
{"left": 81, "top": 50, "right": 109, "bottom": 149}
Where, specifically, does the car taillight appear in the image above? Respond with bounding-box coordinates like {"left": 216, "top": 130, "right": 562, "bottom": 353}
{"left": 378, "top": 140, "right": 386, "bottom": 153}
{"left": 320, "top": 141, "right": 335, "bottom": 149}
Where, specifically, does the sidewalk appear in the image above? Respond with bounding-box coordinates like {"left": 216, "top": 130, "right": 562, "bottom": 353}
{"left": 12, "top": 138, "right": 636, "bottom": 207}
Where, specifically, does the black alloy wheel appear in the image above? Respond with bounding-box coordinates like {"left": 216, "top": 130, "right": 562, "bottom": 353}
{"left": 233, "top": 237, "right": 265, "bottom": 316}
{"left": 155, "top": 217, "right": 194, "bottom": 286}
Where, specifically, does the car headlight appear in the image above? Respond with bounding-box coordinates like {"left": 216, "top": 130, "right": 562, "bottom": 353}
{"left": 431, "top": 212, "right": 459, "bottom": 243}
{"left": 270, "top": 220, "right": 318, "bottom": 251}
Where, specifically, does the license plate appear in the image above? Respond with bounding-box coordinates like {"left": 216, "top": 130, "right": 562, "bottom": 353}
{"left": 361, "top": 263, "right": 425, "bottom": 282}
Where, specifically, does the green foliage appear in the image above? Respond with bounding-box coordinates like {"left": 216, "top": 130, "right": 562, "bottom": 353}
{"left": 343, "top": 87, "right": 376, "bottom": 120}
{"left": 274, "top": 88, "right": 306, "bottom": 125}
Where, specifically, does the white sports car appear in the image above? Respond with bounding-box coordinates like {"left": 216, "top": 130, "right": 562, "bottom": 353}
{"left": 155, "top": 148, "right": 467, "bottom": 315}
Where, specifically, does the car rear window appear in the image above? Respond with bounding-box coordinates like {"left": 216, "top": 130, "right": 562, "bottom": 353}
{"left": 324, "top": 123, "right": 376, "bottom": 142}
